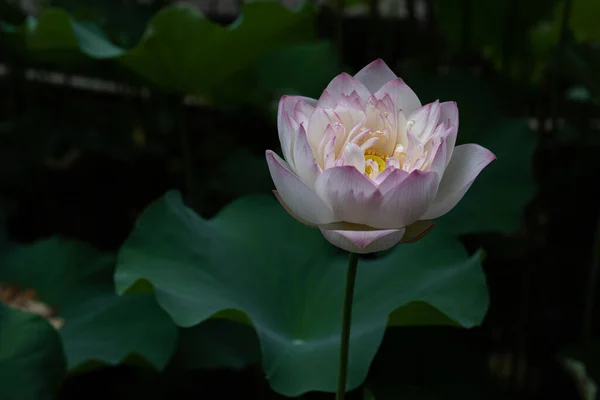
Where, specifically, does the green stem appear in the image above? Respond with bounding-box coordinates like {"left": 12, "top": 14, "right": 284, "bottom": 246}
{"left": 336, "top": 252, "right": 359, "bottom": 400}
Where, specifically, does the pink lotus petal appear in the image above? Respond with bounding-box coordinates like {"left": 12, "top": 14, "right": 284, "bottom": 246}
{"left": 376, "top": 167, "right": 410, "bottom": 195}
{"left": 266, "top": 150, "right": 335, "bottom": 225}
{"left": 421, "top": 144, "right": 496, "bottom": 220}
{"left": 308, "top": 108, "right": 335, "bottom": 157}
{"left": 439, "top": 101, "right": 459, "bottom": 165}
{"left": 354, "top": 59, "right": 398, "bottom": 94}
{"left": 273, "top": 190, "right": 317, "bottom": 227}
{"left": 292, "top": 124, "right": 322, "bottom": 188}
{"left": 320, "top": 228, "right": 406, "bottom": 254}
{"left": 428, "top": 137, "right": 447, "bottom": 178}
{"left": 372, "top": 165, "right": 400, "bottom": 185}
{"left": 294, "top": 99, "right": 316, "bottom": 127}
{"left": 374, "top": 78, "right": 422, "bottom": 117}
{"left": 314, "top": 166, "right": 381, "bottom": 226}
{"left": 369, "top": 170, "right": 440, "bottom": 228}
{"left": 277, "top": 96, "right": 301, "bottom": 166}
{"left": 316, "top": 73, "right": 371, "bottom": 109}
{"left": 408, "top": 100, "right": 441, "bottom": 142}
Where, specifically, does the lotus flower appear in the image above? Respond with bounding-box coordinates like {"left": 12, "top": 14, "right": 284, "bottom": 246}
{"left": 265, "top": 59, "right": 495, "bottom": 254}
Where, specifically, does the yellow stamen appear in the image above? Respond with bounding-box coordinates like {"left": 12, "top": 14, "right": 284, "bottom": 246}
{"left": 364, "top": 154, "right": 386, "bottom": 177}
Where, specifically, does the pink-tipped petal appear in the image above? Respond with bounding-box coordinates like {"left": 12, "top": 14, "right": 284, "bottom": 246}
{"left": 266, "top": 150, "right": 335, "bottom": 225}
{"left": 292, "top": 124, "right": 322, "bottom": 188}
{"left": 421, "top": 144, "right": 496, "bottom": 220}
{"left": 353, "top": 59, "right": 398, "bottom": 93}
{"left": 314, "top": 166, "right": 381, "bottom": 226}
{"left": 409, "top": 100, "right": 441, "bottom": 141}
{"left": 375, "top": 78, "right": 422, "bottom": 116}
{"left": 316, "top": 73, "right": 371, "bottom": 109}
{"left": 277, "top": 96, "right": 299, "bottom": 166}
{"left": 439, "top": 101, "right": 459, "bottom": 165}
{"left": 370, "top": 170, "right": 440, "bottom": 228}
{"left": 376, "top": 167, "right": 409, "bottom": 195}
{"left": 320, "top": 228, "right": 406, "bottom": 254}
{"left": 294, "top": 99, "right": 316, "bottom": 127}
{"left": 308, "top": 108, "right": 335, "bottom": 157}
{"left": 428, "top": 137, "right": 447, "bottom": 178}
{"left": 273, "top": 191, "right": 317, "bottom": 227}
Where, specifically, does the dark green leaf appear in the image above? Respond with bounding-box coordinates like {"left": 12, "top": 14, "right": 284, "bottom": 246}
{"left": 115, "top": 191, "right": 488, "bottom": 395}
{"left": 7, "top": 2, "right": 316, "bottom": 97}
{"left": 0, "top": 238, "right": 178, "bottom": 371}
{"left": 571, "top": 0, "right": 600, "bottom": 43}
{"left": 258, "top": 41, "right": 341, "bottom": 99}
{"left": 0, "top": 304, "right": 66, "bottom": 400}
{"left": 171, "top": 319, "right": 261, "bottom": 370}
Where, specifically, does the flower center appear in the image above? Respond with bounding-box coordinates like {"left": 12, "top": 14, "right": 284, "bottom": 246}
{"left": 364, "top": 154, "right": 386, "bottom": 177}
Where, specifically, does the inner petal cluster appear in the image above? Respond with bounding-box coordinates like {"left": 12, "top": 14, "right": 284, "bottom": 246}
{"left": 307, "top": 96, "right": 446, "bottom": 182}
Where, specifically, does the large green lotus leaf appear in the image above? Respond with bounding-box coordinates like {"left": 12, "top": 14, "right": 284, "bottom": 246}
{"left": 0, "top": 303, "right": 66, "bottom": 400}
{"left": 115, "top": 191, "right": 488, "bottom": 395}
{"left": 0, "top": 238, "right": 178, "bottom": 370}
{"left": 9, "top": 2, "right": 315, "bottom": 95}
{"left": 407, "top": 70, "right": 537, "bottom": 234}
{"left": 170, "top": 319, "right": 261, "bottom": 371}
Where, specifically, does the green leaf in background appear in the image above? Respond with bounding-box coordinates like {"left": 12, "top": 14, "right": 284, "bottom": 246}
{"left": 570, "top": 0, "right": 600, "bottom": 43}
{"left": 0, "top": 238, "right": 178, "bottom": 371}
{"left": 120, "top": 2, "right": 316, "bottom": 95}
{"left": 170, "top": 319, "right": 261, "bottom": 371}
{"left": 115, "top": 191, "right": 487, "bottom": 396}
{"left": 258, "top": 41, "right": 341, "bottom": 99}
{"left": 432, "top": 0, "right": 560, "bottom": 82}
{"left": 0, "top": 303, "right": 66, "bottom": 400}
{"left": 5, "top": 2, "right": 317, "bottom": 96}
{"left": 407, "top": 70, "right": 537, "bottom": 234}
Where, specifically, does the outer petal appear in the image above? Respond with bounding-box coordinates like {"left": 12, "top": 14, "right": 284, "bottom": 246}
{"left": 439, "top": 101, "right": 459, "bottom": 165}
{"left": 277, "top": 96, "right": 299, "bottom": 166}
{"left": 294, "top": 99, "right": 316, "bottom": 127}
{"left": 273, "top": 190, "right": 316, "bottom": 227}
{"left": 316, "top": 73, "right": 371, "bottom": 109}
{"left": 369, "top": 170, "right": 440, "bottom": 228}
{"left": 292, "top": 124, "right": 322, "bottom": 188}
{"left": 319, "top": 228, "right": 406, "bottom": 254}
{"left": 374, "top": 78, "right": 422, "bottom": 117}
{"left": 421, "top": 144, "right": 496, "bottom": 220}
{"left": 376, "top": 167, "right": 409, "bottom": 195}
{"left": 314, "top": 166, "right": 381, "bottom": 227}
{"left": 266, "top": 150, "right": 335, "bottom": 225}
{"left": 428, "top": 137, "right": 447, "bottom": 178}
{"left": 353, "top": 59, "right": 398, "bottom": 94}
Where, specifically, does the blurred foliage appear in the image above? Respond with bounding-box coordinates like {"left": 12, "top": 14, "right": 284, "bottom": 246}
{"left": 0, "top": 303, "right": 66, "bottom": 400}
{"left": 0, "top": 238, "right": 179, "bottom": 371}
